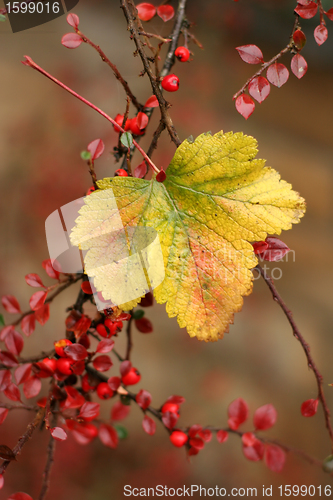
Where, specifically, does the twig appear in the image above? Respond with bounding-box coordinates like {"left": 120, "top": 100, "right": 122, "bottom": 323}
{"left": 0, "top": 403, "right": 37, "bottom": 411}
{"left": 160, "top": 0, "right": 188, "bottom": 78}
{"left": 147, "top": 121, "right": 166, "bottom": 160}
{"left": 138, "top": 32, "right": 172, "bottom": 44}
{"left": 125, "top": 316, "right": 134, "bottom": 360}
{"left": 38, "top": 417, "right": 57, "bottom": 500}
{"left": 256, "top": 264, "right": 333, "bottom": 454}
{"left": 0, "top": 407, "right": 45, "bottom": 475}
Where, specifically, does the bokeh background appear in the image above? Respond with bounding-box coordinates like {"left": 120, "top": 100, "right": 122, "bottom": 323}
{"left": 0, "top": 0, "right": 333, "bottom": 498}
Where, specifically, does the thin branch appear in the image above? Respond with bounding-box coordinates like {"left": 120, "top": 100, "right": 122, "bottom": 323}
{"left": 0, "top": 403, "right": 37, "bottom": 411}
{"left": 38, "top": 418, "right": 57, "bottom": 500}
{"left": 125, "top": 316, "right": 134, "bottom": 360}
{"left": 256, "top": 264, "right": 333, "bottom": 454}
{"left": 0, "top": 407, "right": 45, "bottom": 475}
{"left": 160, "top": 0, "right": 188, "bottom": 78}
{"left": 147, "top": 121, "right": 166, "bottom": 160}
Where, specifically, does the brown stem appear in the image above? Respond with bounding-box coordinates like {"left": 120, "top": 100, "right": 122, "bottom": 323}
{"left": 87, "top": 159, "right": 98, "bottom": 189}
{"left": 38, "top": 417, "right": 57, "bottom": 500}
{"left": 160, "top": 0, "right": 188, "bottom": 78}
{"left": 138, "top": 32, "right": 172, "bottom": 43}
{"left": 125, "top": 316, "right": 134, "bottom": 360}
{"left": 256, "top": 264, "right": 333, "bottom": 454}
{"left": 0, "top": 403, "right": 37, "bottom": 411}
{"left": 147, "top": 121, "right": 166, "bottom": 160}
{"left": 0, "top": 407, "right": 45, "bottom": 475}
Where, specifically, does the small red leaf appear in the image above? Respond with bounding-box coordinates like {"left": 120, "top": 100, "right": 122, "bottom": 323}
{"left": 0, "top": 369, "right": 11, "bottom": 391}
{"left": 21, "top": 314, "right": 35, "bottom": 337}
{"left": 198, "top": 429, "right": 212, "bottom": 442}
{"left": 79, "top": 402, "right": 100, "bottom": 422}
{"left": 108, "top": 376, "right": 121, "bottom": 391}
{"left": 0, "top": 445, "right": 16, "bottom": 461}
{"left": 314, "top": 24, "right": 328, "bottom": 46}
{"left": 264, "top": 444, "right": 286, "bottom": 472}
{"left": 291, "top": 54, "right": 308, "bottom": 79}
{"left": 235, "top": 94, "right": 255, "bottom": 120}
{"left": 188, "top": 424, "right": 202, "bottom": 438}
{"left": 136, "top": 389, "right": 152, "bottom": 410}
{"left": 142, "top": 414, "right": 156, "bottom": 435}
{"left": 67, "top": 13, "right": 79, "bottom": 29}
{"left": 0, "top": 351, "right": 18, "bottom": 367}
{"left": 111, "top": 401, "right": 131, "bottom": 421}
{"left": 293, "top": 29, "right": 307, "bottom": 50}
{"left": 15, "top": 364, "right": 32, "bottom": 385}
{"left": 216, "top": 430, "right": 229, "bottom": 443}
{"left": 136, "top": 3, "right": 156, "bottom": 21}
{"left": 326, "top": 8, "right": 333, "bottom": 21}
{"left": 120, "top": 360, "right": 132, "bottom": 377}
{"left": 254, "top": 404, "right": 277, "bottom": 430}
{"left": 96, "top": 338, "right": 115, "bottom": 354}
{"left": 157, "top": 5, "right": 174, "bottom": 22}
{"left": 228, "top": 398, "right": 249, "bottom": 430}
{"left": 295, "top": 1, "right": 318, "bottom": 19}
{"left": 5, "top": 329, "right": 23, "bottom": 356}
{"left": 161, "top": 411, "right": 179, "bottom": 430}
{"left": 189, "top": 437, "right": 205, "bottom": 450}
{"left": 144, "top": 95, "right": 159, "bottom": 108}
{"left": 99, "top": 423, "right": 119, "bottom": 448}
{"left": 135, "top": 317, "right": 153, "bottom": 333}
{"left": 301, "top": 398, "right": 318, "bottom": 417}
{"left": 50, "top": 427, "right": 67, "bottom": 441}
{"left": 23, "top": 376, "right": 41, "bottom": 399}
{"left": 42, "top": 259, "right": 60, "bottom": 280}
{"left": 156, "top": 169, "right": 167, "bottom": 183}
{"left": 81, "top": 281, "right": 93, "bottom": 295}
{"left": 4, "top": 383, "right": 21, "bottom": 402}
{"left": 93, "top": 355, "right": 112, "bottom": 372}
{"left": 259, "top": 237, "right": 290, "bottom": 262}
{"left": 64, "top": 344, "right": 88, "bottom": 361}
{"left": 0, "top": 326, "right": 14, "bottom": 342}
{"left": 133, "top": 161, "right": 148, "bottom": 179}
{"left": 87, "top": 139, "right": 105, "bottom": 160}
{"left": 1, "top": 296, "right": 21, "bottom": 314}
{"left": 25, "top": 273, "right": 45, "bottom": 288}
{"left": 69, "top": 421, "right": 98, "bottom": 445}
{"left": 266, "top": 62, "right": 289, "bottom": 88}
{"left": 35, "top": 304, "right": 50, "bottom": 326}
{"left": 235, "top": 45, "right": 264, "bottom": 64}
{"left": 242, "top": 438, "right": 265, "bottom": 461}
{"left": 248, "top": 76, "right": 270, "bottom": 103}
{"left": 8, "top": 494, "right": 33, "bottom": 500}
{"left": 61, "top": 32, "right": 83, "bottom": 49}
{"left": 242, "top": 432, "right": 257, "bottom": 447}
{"left": 29, "top": 291, "right": 47, "bottom": 311}
{"left": 0, "top": 408, "right": 9, "bottom": 425}
{"left": 166, "top": 395, "right": 185, "bottom": 405}
{"left": 252, "top": 241, "right": 268, "bottom": 255}
{"left": 136, "top": 112, "right": 149, "bottom": 130}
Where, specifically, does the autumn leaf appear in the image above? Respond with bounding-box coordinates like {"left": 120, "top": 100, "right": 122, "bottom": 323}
{"left": 71, "top": 131, "right": 305, "bottom": 341}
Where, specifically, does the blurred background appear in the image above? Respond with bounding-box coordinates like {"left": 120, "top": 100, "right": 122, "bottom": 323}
{"left": 0, "top": 0, "right": 333, "bottom": 498}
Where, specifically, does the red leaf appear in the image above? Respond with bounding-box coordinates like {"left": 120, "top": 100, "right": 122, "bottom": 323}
{"left": 136, "top": 112, "right": 149, "bottom": 130}
{"left": 161, "top": 411, "right": 179, "bottom": 430}
{"left": 314, "top": 24, "right": 328, "bottom": 46}
{"left": 87, "top": 139, "right": 105, "bottom": 160}
{"left": 188, "top": 424, "right": 202, "bottom": 438}
{"left": 166, "top": 395, "right": 185, "bottom": 405}
{"left": 254, "top": 404, "right": 277, "bottom": 430}
{"left": 326, "top": 8, "right": 333, "bottom": 21}
{"left": 0, "top": 351, "right": 18, "bottom": 367}
{"left": 242, "top": 438, "right": 265, "bottom": 461}
{"left": 198, "top": 429, "right": 212, "bottom": 442}
{"left": 23, "top": 376, "right": 41, "bottom": 399}
{"left": 136, "top": 389, "right": 152, "bottom": 410}
{"left": 4, "top": 383, "right": 21, "bottom": 402}
{"left": 235, "top": 94, "right": 255, "bottom": 120}
{"left": 35, "top": 304, "right": 50, "bottom": 326}
{"left": 252, "top": 241, "right": 268, "bottom": 255}
{"left": 248, "top": 76, "right": 270, "bottom": 103}
{"left": 67, "top": 13, "right": 80, "bottom": 29}
{"left": 8, "top": 493, "right": 34, "bottom": 500}
{"left": 301, "top": 398, "right": 318, "bottom": 417}
{"left": 293, "top": 29, "right": 307, "bottom": 50}
{"left": 259, "top": 237, "right": 290, "bottom": 262}
{"left": 99, "top": 423, "right": 119, "bottom": 448}
{"left": 189, "top": 437, "right": 205, "bottom": 450}
{"left": 1, "top": 296, "right": 21, "bottom": 314}
{"left": 42, "top": 259, "right": 60, "bottom": 280}
{"left": 0, "top": 325, "right": 13, "bottom": 341}
{"left": 62, "top": 386, "right": 85, "bottom": 409}
{"left": 25, "top": 273, "right": 45, "bottom": 288}
{"left": 266, "top": 62, "right": 289, "bottom": 88}
{"left": 96, "top": 338, "right": 115, "bottom": 354}
{"left": 295, "top": 1, "right": 318, "bottom": 19}
{"left": 157, "top": 5, "right": 174, "bottom": 22}
{"left": 50, "top": 427, "right": 67, "bottom": 441}
{"left": 235, "top": 45, "right": 264, "bottom": 64}
{"left": 64, "top": 344, "right": 88, "bottom": 361}
{"left": 144, "top": 95, "right": 159, "bottom": 108}
{"left": 135, "top": 317, "right": 153, "bottom": 333}
{"left": 5, "top": 329, "right": 23, "bottom": 356}
{"left": 93, "top": 355, "right": 112, "bottom": 372}
{"left": 68, "top": 421, "right": 98, "bottom": 445}
{"left": 142, "top": 414, "right": 156, "bottom": 435}
{"left": 264, "top": 444, "right": 286, "bottom": 472}
{"left": 291, "top": 54, "right": 308, "bottom": 79}
{"left": 81, "top": 281, "right": 93, "bottom": 295}
{"left": 61, "top": 33, "right": 83, "bottom": 49}
{"left": 108, "top": 376, "right": 121, "bottom": 391}
{"left": 21, "top": 314, "right": 35, "bottom": 337}
{"left": 79, "top": 402, "right": 100, "bottom": 422}
{"left": 29, "top": 291, "right": 47, "bottom": 311}
{"left": 111, "top": 401, "right": 131, "bottom": 421}
{"left": 227, "top": 398, "right": 249, "bottom": 430}
{"left": 242, "top": 432, "right": 257, "bottom": 447}
{"left": 216, "top": 430, "right": 229, "bottom": 443}
{"left": 0, "top": 408, "right": 9, "bottom": 425}
{"left": 136, "top": 3, "right": 156, "bottom": 21}
{"left": 133, "top": 161, "right": 147, "bottom": 179}
{"left": 0, "top": 369, "right": 11, "bottom": 391}
{"left": 120, "top": 360, "right": 132, "bottom": 377}
{"left": 14, "top": 364, "right": 32, "bottom": 385}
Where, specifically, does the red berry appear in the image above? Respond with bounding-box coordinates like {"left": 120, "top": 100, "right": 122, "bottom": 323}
{"left": 56, "top": 357, "right": 76, "bottom": 376}
{"left": 122, "top": 367, "right": 141, "bottom": 386}
{"left": 113, "top": 114, "right": 130, "bottom": 133}
{"left": 54, "top": 339, "right": 72, "bottom": 357}
{"left": 175, "top": 46, "right": 190, "bottom": 62}
{"left": 128, "top": 117, "right": 145, "bottom": 136}
{"left": 96, "top": 382, "right": 114, "bottom": 400}
{"left": 104, "top": 319, "right": 118, "bottom": 335}
{"left": 170, "top": 430, "right": 188, "bottom": 447}
{"left": 81, "top": 373, "right": 97, "bottom": 392}
{"left": 86, "top": 185, "right": 95, "bottom": 195}
{"left": 115, "top": 169, "right": 128, "bottom": 177}
{"left": 161, "top": 74, "right": 179, "bottom": 92}
{"left": 81, "top": 281, "right": 93, "bottom": 294}
{"left": 161, "top": 402, "right": 180, "bottom": 414}
{"left": 42, "top": 357, "right": 57, "bottom": 373}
